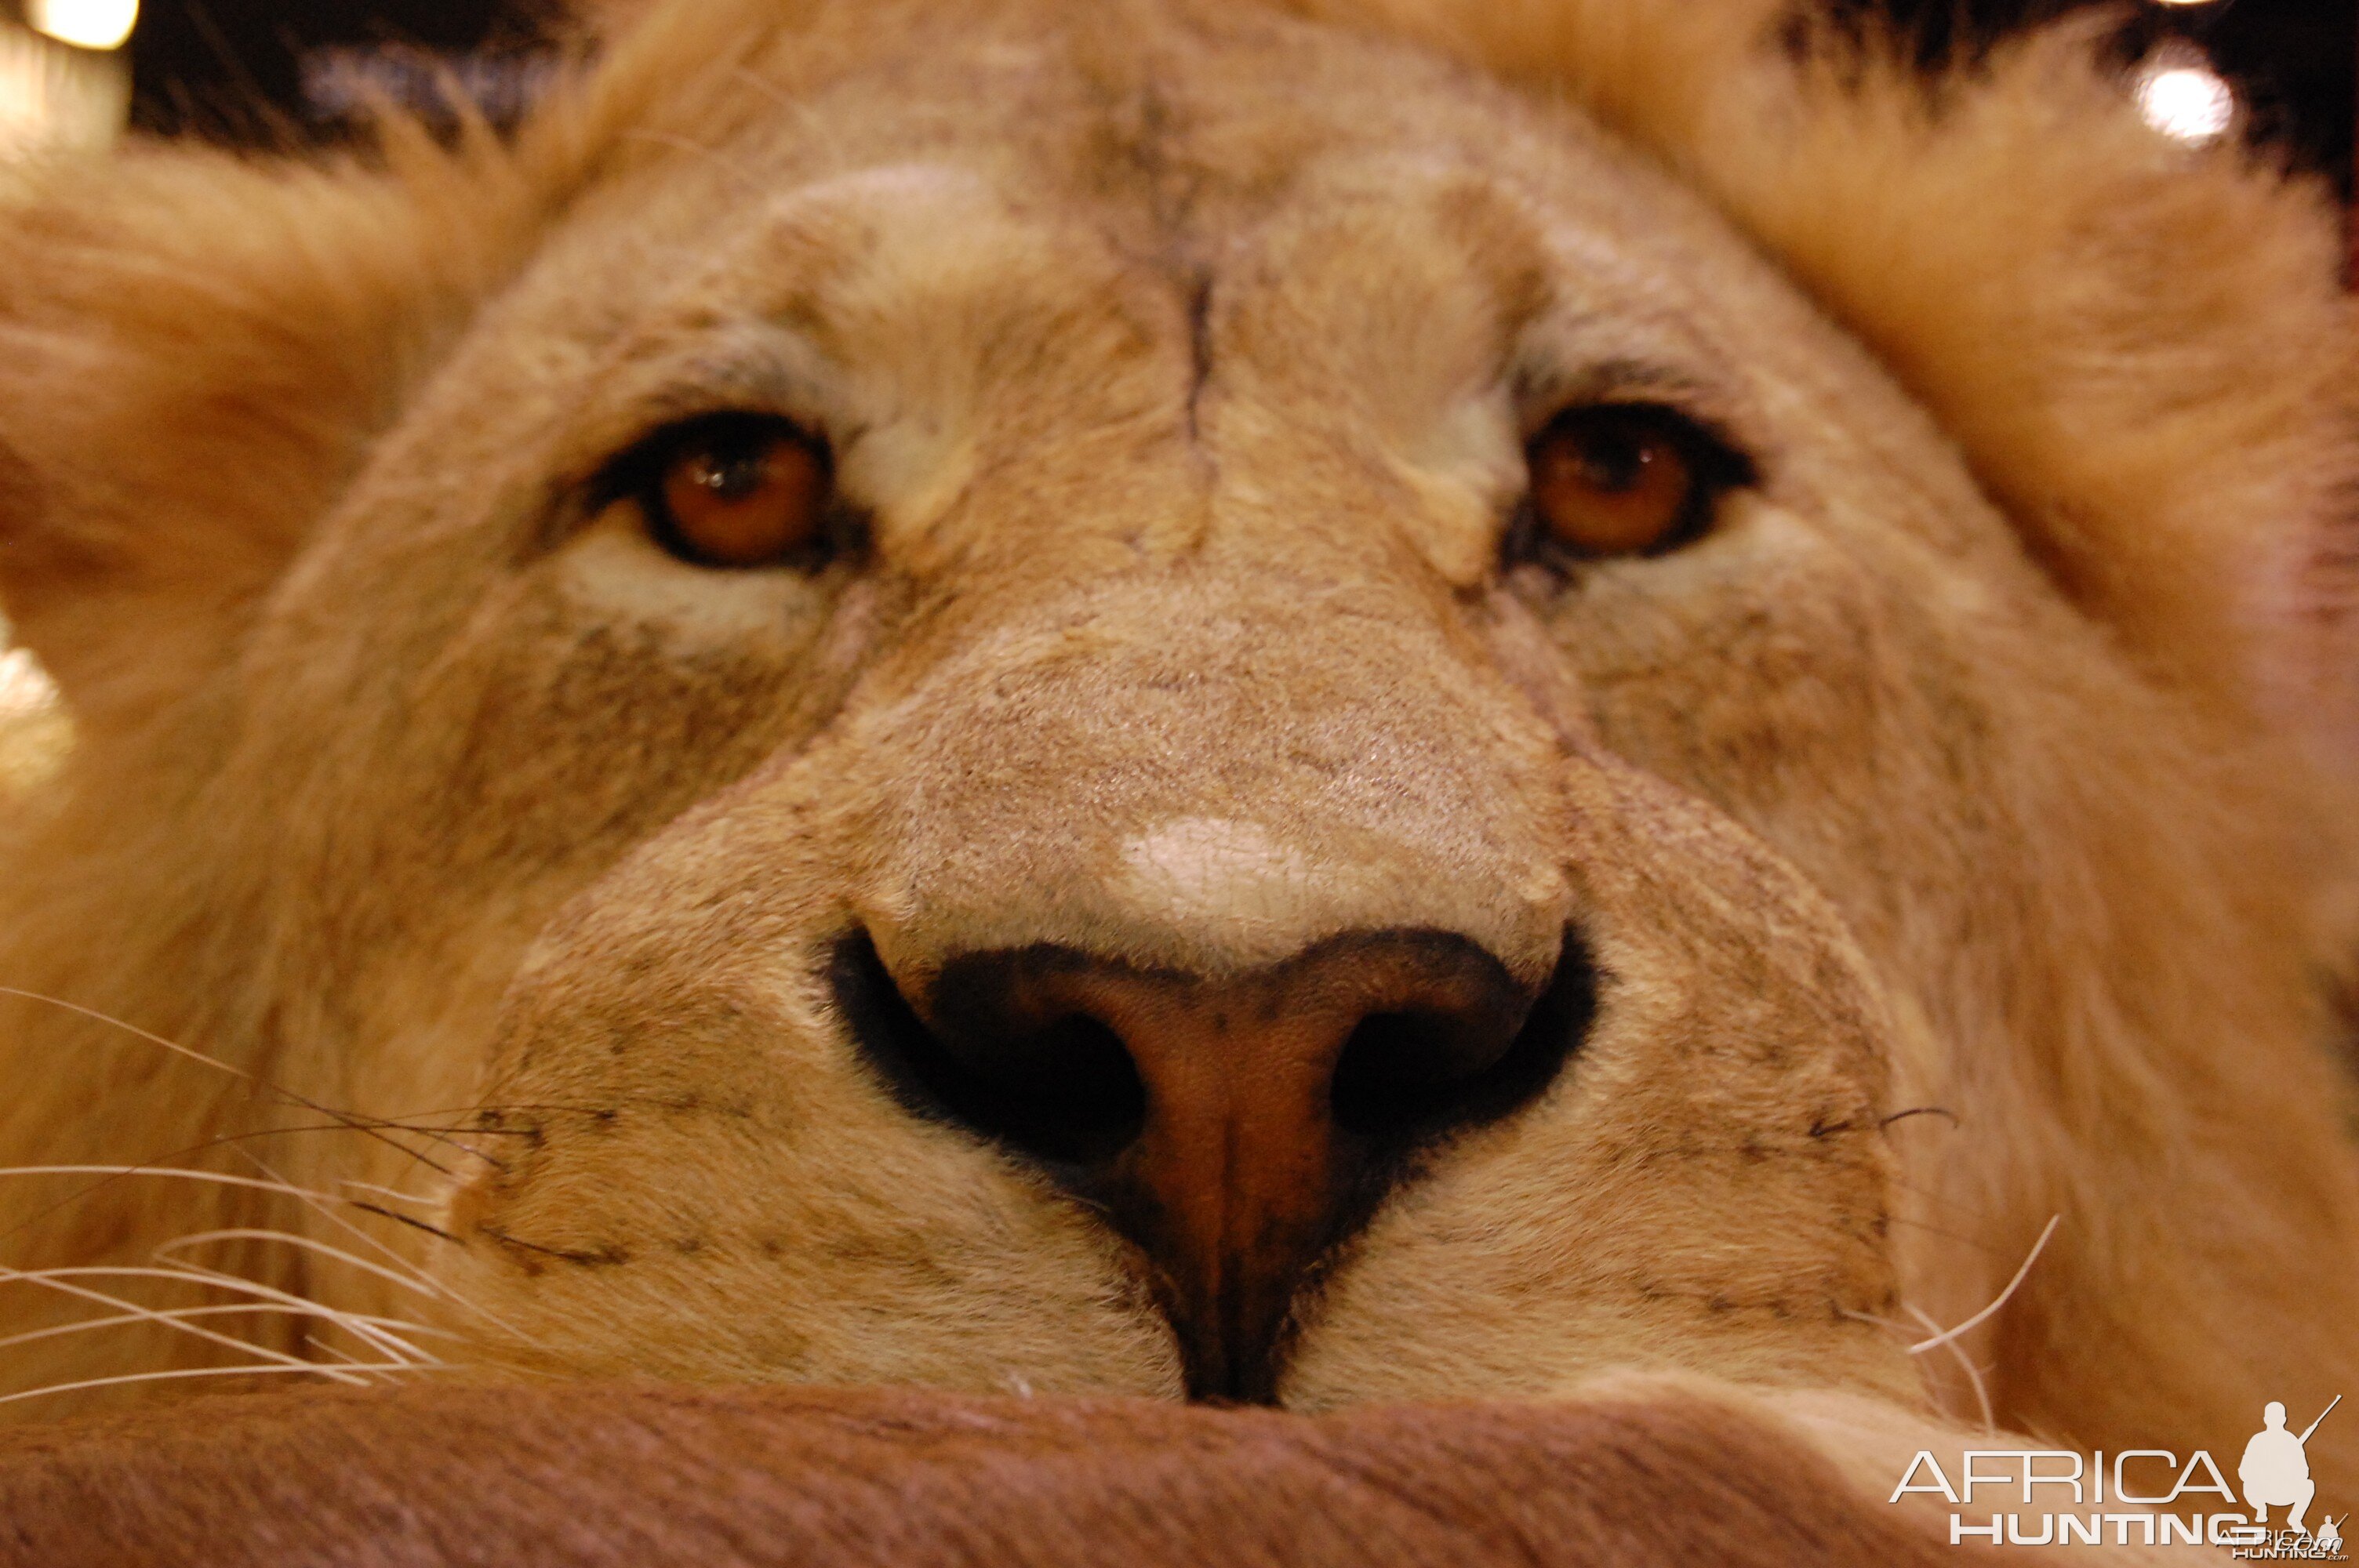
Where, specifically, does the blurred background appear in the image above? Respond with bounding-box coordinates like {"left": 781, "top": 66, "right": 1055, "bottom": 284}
{"left": 0, "top": 0, "right": 2348, "bottom": 201}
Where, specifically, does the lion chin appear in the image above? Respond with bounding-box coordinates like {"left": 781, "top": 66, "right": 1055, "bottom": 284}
{"left": 0, "top": 0, "right": 2354, "bottom": 1560}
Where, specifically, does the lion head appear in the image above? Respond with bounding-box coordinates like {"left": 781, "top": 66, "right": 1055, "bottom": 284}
{"left": 0, "top": 0, "right": 2353, "bottom": 1506}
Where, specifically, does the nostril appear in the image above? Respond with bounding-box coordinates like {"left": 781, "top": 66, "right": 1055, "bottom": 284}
{"left": 831, "top": 933, "right": 1147, "bottom": 1167}
{"left": 1331, "top": 1011, "right": 1489, "bottom": 1139}
{"left": 1331, "top": 934, "right": 1599, "bottom": 1145}
{"left": 959, "top": 1012, "right": 1146, "bottom": 1165}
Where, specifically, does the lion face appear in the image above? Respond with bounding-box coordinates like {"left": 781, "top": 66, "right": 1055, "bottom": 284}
{"left": 190, "top": 6, "right": 2054, "bottom": 1407}
{"left": 4, "top": 0, "right": 2354, "bottom": 1466}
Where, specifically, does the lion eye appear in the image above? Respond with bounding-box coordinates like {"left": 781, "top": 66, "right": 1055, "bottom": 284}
{"left": 640, "top": 416, "right": 833, "bottom": 569}
{"left": 1521, "top": 406, "right": 1729, "bottom": 561}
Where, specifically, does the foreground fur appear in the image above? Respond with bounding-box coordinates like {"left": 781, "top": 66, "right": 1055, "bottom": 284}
{"left": 2, "top": 1381, "right": 2010, "bottom": 1568}
{"left": 0, "top": 0, "right": 2354, "bottom": 1555}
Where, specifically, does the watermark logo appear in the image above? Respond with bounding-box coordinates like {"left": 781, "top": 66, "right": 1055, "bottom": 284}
{"left": 1888, "top": 1398, "right": 2343, "bottom": 1555}
{"left": 2244, "top": 1400, "right": 2335, "bottom": 1538}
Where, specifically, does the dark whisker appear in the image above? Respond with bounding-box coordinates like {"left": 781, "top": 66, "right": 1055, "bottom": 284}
{"left": 348, "top": 1203, "right": 462, "bottom": 1245}
{"left": 1879, "top": 1105, "right": 1961, "bottom": 1131}
{"left": 0, "top": 987, "right": 493, "bottom": 1182}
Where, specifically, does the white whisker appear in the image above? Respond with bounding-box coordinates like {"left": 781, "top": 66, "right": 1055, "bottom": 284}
{"left": 233, "top": 1151, "right": 449, "bottom": 1293}
{"left": 232, "top": 1153, "right": 547, "bottom": 1350}
{"left": 151, "top": 1228, "right": 445, "bottom": 1302}
{"left": 1841, "top": 1301, "right": 1998, "bottom": 1433}
{"left": 151, "top": 1254, "right": 443, "bottom": 1368}
{"left": 336, "top": 1179, "right": 442, "bottom": 1207}
{"left": 0, "top": 988, "right": 245, "bottom": 1083}
{"left": 0, "top": 1301, "right": 453, "bottom": 1355}
{"left": 0, "top": 1361, "right": 424, "bottom": 1411}
{"left": 0, "top": 988, "right": 491, "bottom": 1177}
{"left": 1906, "top": 1301, "right": 1996, "bottom": 1432}
{"left": 0, "top": 1264, "right": 369, "bottom": 1383}
{"left": 227, "top": 1152, "right": 476, "bottom": 1363}
{"left": 307, "top": 1334, "right": 369, "bottom": 1367}
{"left": 1908, "top": 1214, "right": 2059, "bottom": 1358}
{"left": 1, "top": 1263, "right": 352, "bottom": 1302}
{"left": 5, "top": 1263, "right": 442, "bottom": 1369}
{"left": 0, "top": 1301, "right": 285, "bottom": 1354}
{"left": 0, "top": 1163, "right": 399, "bottom": 1210}
{"left": 144, "top": 1244, "right": 443, "bottom": 1367}
{"left": 0, "top": 1161, "right": 463, "bottom": 1327}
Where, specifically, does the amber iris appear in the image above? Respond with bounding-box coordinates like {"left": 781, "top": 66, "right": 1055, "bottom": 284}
{"left": 654, "top": 423, "right": 831, "bottom": 568}
{"left": 1526, "top": 407, "right": 1702, "bottom": 559}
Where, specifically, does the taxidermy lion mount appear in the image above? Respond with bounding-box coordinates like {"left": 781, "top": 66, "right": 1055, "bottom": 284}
{"left": 0, "top": 0, "right": 2354, "bottom": 1561}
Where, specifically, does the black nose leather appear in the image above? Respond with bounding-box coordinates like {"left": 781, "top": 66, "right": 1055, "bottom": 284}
{"left": 834, "top": 927, "right": 1595, "bottom": 1402}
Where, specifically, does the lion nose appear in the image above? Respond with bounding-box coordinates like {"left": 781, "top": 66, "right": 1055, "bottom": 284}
{"left": 834, "top": 927, "right": 1593, "bottom": 1402}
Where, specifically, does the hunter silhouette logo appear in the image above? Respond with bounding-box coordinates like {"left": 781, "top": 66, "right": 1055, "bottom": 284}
{"left": 2243, "top": 1399, "right": 2337, "bottom": 1535}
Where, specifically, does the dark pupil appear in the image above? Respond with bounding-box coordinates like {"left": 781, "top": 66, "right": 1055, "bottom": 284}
{"left": 694, "top": 443, "right": 770, "bottom": 502}
{"left": 1576, "top": 425, "right": 1649, "bottom": 492}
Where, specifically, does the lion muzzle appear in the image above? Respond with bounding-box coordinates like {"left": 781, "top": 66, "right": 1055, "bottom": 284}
{"left": 836, "top": 926, "right": 1596, "bottom": 1400}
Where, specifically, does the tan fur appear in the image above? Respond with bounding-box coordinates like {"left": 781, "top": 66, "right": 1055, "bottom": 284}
{"left": 0, "top": 0, "right": 2354, "bottom": 1554}
{"left": 0, "top": 1381, "right": 2005, "bottom": 1567}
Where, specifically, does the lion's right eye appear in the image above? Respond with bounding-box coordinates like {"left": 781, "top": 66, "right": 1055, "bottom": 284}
{"left": 630, "top": 414, "right": 834, "bottom": 569}
{"left": 1508, "top": 404, "right": 1753, "bottom": 569}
